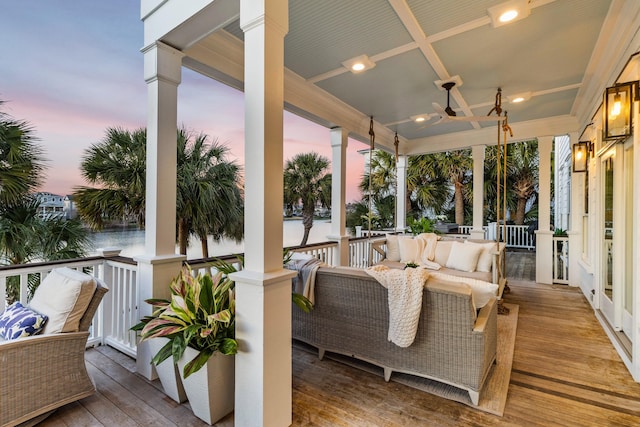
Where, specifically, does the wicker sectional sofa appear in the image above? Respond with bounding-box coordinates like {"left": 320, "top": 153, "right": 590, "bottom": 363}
{"left": 292, "top": 266, "right": 497, "bottom": 405}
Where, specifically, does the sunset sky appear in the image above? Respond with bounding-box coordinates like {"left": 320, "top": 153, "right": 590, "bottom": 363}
{"left": 0, "top": 1, "right": 368, "bottom": 202}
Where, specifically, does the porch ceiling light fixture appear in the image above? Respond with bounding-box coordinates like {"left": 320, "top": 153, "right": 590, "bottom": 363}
{"left": 604, "top": 82, "right": 637, "bottom": 140}
{"left": 572, "top": 141, "right": 591, "bottom": 173}
{"left": 487, "top": 0, "right": 531, "bottom": 28}
{"left": 507, "top": 91, "right": 532, "bottom": 103}
{"left": 342, "top": 54, "right": 376, "bottom": 74}
{"left": 410, "top": 114, "right": 429, "bottom": 123}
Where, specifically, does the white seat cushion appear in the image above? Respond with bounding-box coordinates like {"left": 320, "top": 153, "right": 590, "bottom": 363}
{"left": 28, "top": 267, "right": 97, "bottom": 334}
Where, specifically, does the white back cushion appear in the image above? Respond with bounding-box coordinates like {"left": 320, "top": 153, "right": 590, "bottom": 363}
{"left": 430, "top": 272, "right": 499, "bottom": 309}
{"left": 445, "top": 241, "right": 483, "bottom": 272}
{"left": 28, "top": 267, "right": 97, "bottom": 334}
{"left": 385, "top": 235, "right": 401, "bottom": 262}
{"left": 433, "top": 241, "right": 453, "bottom": 266}
{"left": 398, "top": 236, "right": 425, "bottom": 264}
{"left": 465, "top": 241, "right": 496, "bottom": 272}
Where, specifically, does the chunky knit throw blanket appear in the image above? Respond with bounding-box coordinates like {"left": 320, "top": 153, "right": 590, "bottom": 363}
{"left": 365, "top": 265, "right": 430, "bottom": 347}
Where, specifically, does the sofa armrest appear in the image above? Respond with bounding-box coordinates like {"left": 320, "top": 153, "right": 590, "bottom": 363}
{"left": 371, "top": 239, "right": 387, "bottom": 259}
{"left": 0, "top": 332, "right": 94, "bottom": 426}
{"left": 473, "top": 298, "right": 496, "bottom": 332}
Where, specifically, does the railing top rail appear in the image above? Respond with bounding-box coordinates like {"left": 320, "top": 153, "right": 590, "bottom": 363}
{"left": 0, "top": 256, "right": 105, "bottom": 273}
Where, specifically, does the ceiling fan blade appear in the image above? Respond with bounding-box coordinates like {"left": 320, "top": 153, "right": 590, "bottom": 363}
{"left": 432, "top": 102, "right": 451, "bottom": 119}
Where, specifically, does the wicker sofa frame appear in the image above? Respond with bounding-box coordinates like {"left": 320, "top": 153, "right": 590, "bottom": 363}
{"left": 0, "top": 280, "right": 109, "bottom": 427}
{"left": 292, "top": 266, "right": 497, "bottom": 405}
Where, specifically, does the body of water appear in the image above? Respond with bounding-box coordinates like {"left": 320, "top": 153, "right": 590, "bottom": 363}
{"left": 88, "top": 219, "right": 338, "bottom": 260}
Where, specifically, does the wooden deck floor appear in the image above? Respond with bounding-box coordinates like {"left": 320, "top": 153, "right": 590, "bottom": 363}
{"left": 39, "top": 253, "right": 640, "bottom": 426}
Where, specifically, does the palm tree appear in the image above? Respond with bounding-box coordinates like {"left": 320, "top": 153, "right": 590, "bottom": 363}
{"left": 284, "top": 152, "right": 331, "bottom": 246}
{"left": 176, "top": 129, "right": 243, "bottom": 256}
{"left": 408, "top": 150, "right": 471, "bottom": 225}
{"left": 484, "top": 140, "right": 539, "bottom": 224}
{"left": 510, "top": 140, "right": 539, "bottom": 224}
{"left": 406, "top": 154, "right": 450, "bottom": 218}
{"left": 74, "top": 127, "right": 244, "bottom": 257}
{"left": 359, "top": 150, "right": 396, "bottom": 227}
{"left": 0, "top": 101, "right": 45, "bottom": 205}
{"left": 74, "top": 127, "right": 147, "bottom": 229}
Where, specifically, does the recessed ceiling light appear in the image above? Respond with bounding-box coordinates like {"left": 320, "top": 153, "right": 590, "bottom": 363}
{"left": 342, "top": 55, "right": 376, "bottom": 74}
{"left": 487, "top": 0, "right": 530, "bottom": 28}
{"left": 507, "top": 91, "right": 532, "bottom": 103}
{"left": 410, "top": 114, "right": 430, "bottom": 123}
{"left": 499, "top": 10, "right": 518, "bottom": 23}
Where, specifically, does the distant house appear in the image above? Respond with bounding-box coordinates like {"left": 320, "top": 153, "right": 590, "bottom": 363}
{"left": 33, "top": 192, "right": 77, "bottom": 220}
{"left": 34, "top": 192, "right": 64, "bottom": 219}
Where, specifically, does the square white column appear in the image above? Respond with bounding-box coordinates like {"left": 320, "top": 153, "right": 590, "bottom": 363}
{"left": 234, "top": 1, "right": 294, "bottom": 426}
{"left": 328, "top": 127, "right": 350, "bottom": 266}
{"left": 536, "top": 135, "right": 554, "bottom": 284}
{"left": 137, "top": 42, "right": 186, "bottom": 379}
{"left": 471, "top": 145, "right": 486, "bottom": 240}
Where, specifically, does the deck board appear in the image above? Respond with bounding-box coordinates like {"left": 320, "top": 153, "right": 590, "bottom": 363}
{"left": 35, "top": 251, "right": 640, "bottom": 426}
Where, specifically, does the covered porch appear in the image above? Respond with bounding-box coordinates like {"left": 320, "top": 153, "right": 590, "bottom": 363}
{"left": 29, "top": 253, "right": 640, "bottom": 426}
{"left": 4, "top": 0, "right": 640, "bottom": 425}
{"left": 134, "top": 2, "right": 640, "bottom": 423}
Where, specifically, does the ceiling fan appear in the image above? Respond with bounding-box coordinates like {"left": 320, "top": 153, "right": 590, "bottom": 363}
{"left": 419, "top": 81, "right": 505, "bottom": 127}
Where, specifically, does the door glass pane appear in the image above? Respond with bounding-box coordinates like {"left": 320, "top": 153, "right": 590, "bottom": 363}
{"left": 604, "top": 156, "right": 614, "bottom": 300}
{"left": 624, "top": 147, "right": 633, "bottom": 314}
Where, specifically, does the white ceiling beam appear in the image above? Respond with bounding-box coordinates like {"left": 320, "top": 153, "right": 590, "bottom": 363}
{"left": 403, "top": 115, "right": 579, "bottom": 155}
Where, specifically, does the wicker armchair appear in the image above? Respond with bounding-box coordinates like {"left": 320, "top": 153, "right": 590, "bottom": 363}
{"left": 0, "top": 276, "right": 109, "bottom": 427}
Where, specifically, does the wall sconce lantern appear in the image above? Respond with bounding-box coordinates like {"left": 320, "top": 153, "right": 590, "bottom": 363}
{"left": 572, "top": 141, "right": 591, "bottom": 173}
{"left": 604, "top": 82, "right": 634, "bottom": 140}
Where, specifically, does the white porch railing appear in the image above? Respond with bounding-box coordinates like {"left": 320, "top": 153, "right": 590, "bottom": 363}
{"left": 348, "top": 236, "right": 387, "bottom": 268}
{"left": 0, "top": 254, "right": 134, "bottom": 350}
{"left": 553, "top": 236, "right": 569, "bottom": 284}
{"left": 430, "top": 223, "right": 537, "bottom": 249}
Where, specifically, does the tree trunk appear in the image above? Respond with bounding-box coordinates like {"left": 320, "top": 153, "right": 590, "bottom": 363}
{"left": 454, "top": 182, "right": 465, "bottom": 225}
{"left": 201, "top": 238, "right": 209, "bottom": 259}
{"left": 178, "top": 218, "right": 189, "bottom": 255}
{"left": 515, "top": 197, "right": 527, "bottom": 225}
{"left": 300, "top": 207, "right": 314, "bottom": 246}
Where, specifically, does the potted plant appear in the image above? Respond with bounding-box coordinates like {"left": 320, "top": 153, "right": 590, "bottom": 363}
{"left": 137, "top": 265, "right": 237, "bottom": 425}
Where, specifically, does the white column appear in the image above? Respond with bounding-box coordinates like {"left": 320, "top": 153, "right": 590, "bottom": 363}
{"left": 536, "top": 135, "right": 554, "bottom": 284}
{"left": 471, "top": 145, "right": 486, "bottom": 240}
{"left": 396, "top": 155, "right": 407, "bottom": 231}
{"left": 567, "top": 132, "right": 582, "bottom": 287}
{"left": 136, "top": 42, "right": 186, "bottom": 379}
{"left": 328, "top": 127, "right": 350, "bottom": 266}
{"left": 231, "top": 1, "right": 295, "bottom": 426}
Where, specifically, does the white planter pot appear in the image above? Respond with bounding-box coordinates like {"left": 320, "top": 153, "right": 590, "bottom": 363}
{"left": 149, "top": 338, "right": 187, "bottom": 403}
{"left": 177, "top": 347, "right": 234, "bottom": 425}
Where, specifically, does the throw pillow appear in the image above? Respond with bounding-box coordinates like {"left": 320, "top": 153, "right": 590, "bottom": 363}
{"left": 445, "top": 241, "right": 483, "bottom": 272}
{"left": 0, "top": 302, "right": 48, "bottom": 340}
{"left": 385, "top": 235, "right": 401, "bottom": 262}
{"left": 433, "top": 240, "right": 453, "bottom": 266}
{"left": 417, "top": 232, "right": 439, "bottom": 263}
{"left": 465, "top": 241, "right": 496, "bottom": 273}
{"left": 398, "top": 236, "right": 425, "bottom": 264}
{"left": 28, "top": 267, "right": 97, "bottom": 334}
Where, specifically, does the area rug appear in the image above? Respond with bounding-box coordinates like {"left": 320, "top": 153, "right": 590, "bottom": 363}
{"left": 296, "top": 302, "right": 518, "bottom": 417}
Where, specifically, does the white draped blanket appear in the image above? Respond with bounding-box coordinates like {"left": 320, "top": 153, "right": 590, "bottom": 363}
{"left": 365, "top": 265, "right": 430, "bottom": 348}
